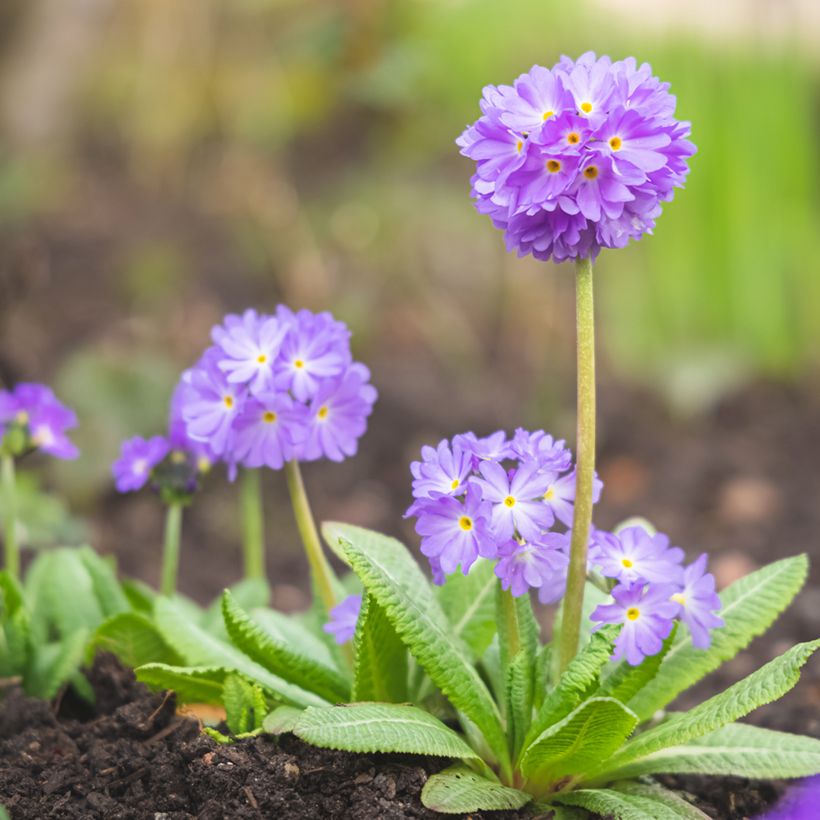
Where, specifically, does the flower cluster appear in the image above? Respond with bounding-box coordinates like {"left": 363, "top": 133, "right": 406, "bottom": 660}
{"left": 590, "top": 525, "right": 724, "bottom": 665}
{"left": 457, "top": 52, "right": 695, "bottom": 261}
{"left": 406, "top": 428, "right": 601, "bottom": 605}
{"left": 0, "top": 383, "right": 78, "bottom": 460}
{"left": 176, "top": 307, "right": 377, "bottom": 473}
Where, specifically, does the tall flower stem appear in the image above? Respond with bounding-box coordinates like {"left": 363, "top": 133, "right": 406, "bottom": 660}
{"left": 240, "top": 469, "right": 266, "bottom": 581}
{"left": 2, "top": 454, "right": 19, "bottom": 580}
{"left": 160, "top": 502, "right": 183, "bottom": 597}
{"left": 557, "top": 256, "right": 597, "bottom": 673}
{"left": 284, "top": 459, "right": 338, "bottom": 613}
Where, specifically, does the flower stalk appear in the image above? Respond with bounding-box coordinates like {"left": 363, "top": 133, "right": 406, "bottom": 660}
{"left": 284, "top": 459, "right": 339, "bottom": 613}
{"left": 2, "top": 454, "right": 19, "bottom": 580}
{"left": 557, "top": 256, "right": 597, "bottom": 672}
{"left": 160, "top": 501, "right": 183, "bottom": 597}
{"left": 240, "top": 469, "right": 266, "bottom": 581}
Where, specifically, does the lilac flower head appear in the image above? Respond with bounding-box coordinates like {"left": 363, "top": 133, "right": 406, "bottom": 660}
{"left": 593, "top": 524, "right": 685, "bottom": 586}
{"left": 458, "top": 52, "right": 695, "bottom": 261}
{"left": 671, "top": 553, "right": 724, "bottom": 648}
{"left": 410, "top": 438, "right": 473, "bottom": 501}
{"left": 495, "top": 532, "right": 569, "bottom": 601}
{"left": 323, "top": 594, "right": 362, "bottom": 644}
{"left": 0, "top": 382, "right": 78, "bottom": 460}
{"left": 112, "top": 435, "right": 171, "bottom": 493}
{"left": 233, "top": 393, "right": 304, "bottom": 470}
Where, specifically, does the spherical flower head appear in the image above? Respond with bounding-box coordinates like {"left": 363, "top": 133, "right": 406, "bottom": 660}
{"left": 296, "top": 363, "right": 377, "bottom": 463}
{"left": 671, "top": 553, "right": 724, "bottom": 648}
{"left": 495, "top": 532, "right": 569, "bottom": 600}
{"left": 414, "top": 484, "right": 496, "bottom": 576}
{"left": 457, "top": 52, "right": 696, "bottom": 261}
{"left": 409, "top": 438, "right": 473, "bottom": 502}
{"left": 212, "top": 309, "right": 288, "bottom": 397}
{"left": 0, "top": 382, "right": 78, "bottom": 459}
{"left": 591, "top": 581, "right": 679, "bottom": 666}
{"left": 232, "top": 393, "right": 306, "bottom": 470}
{"left": 323, "top": 594, "right": 362, "bottom": 644}
{"left": 594, "top": 524, "right": 685, "bottom": 586}
{"left": 112, "top": 435, "right": 170, "bottom": 493}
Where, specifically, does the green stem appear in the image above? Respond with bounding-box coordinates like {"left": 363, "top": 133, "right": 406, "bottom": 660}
{"left": 160, "top": 502, "right": 183, "bottom": 597}
{"left": 557, "top": 256, "right": 597, "bottom": 673}
{"left": 240, "top": 469, "right": 266, "bottom": 581}
{"left": 284, "top": 460, "right": 338, "bottom": 613}
{"left": 2, "top": 454, "right": 18, "bottom": 580}
{"left": 499, "top": 586, "right": 522, "bottom": 659}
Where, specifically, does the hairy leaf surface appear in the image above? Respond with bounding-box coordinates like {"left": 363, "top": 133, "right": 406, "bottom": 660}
{"left": 352, "top": 594, "right": 407, "bottom": 702}
{"left": 557, "top": 786, "right": 704, "bottom": 819}
{"left": 439, "top": 559, "right": 497, "bottom": 659}
{"left": 421, "top": 764, "right": 531, "bottom": 813}
{"left": 135, "top": 663, "right": 227, "bottom": 703}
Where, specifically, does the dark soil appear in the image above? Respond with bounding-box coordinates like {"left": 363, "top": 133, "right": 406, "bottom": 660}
{"left": 0, "top": 655, "right": 802, "bottom": 819}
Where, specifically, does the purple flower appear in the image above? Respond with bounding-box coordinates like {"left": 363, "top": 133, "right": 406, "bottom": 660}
{"left": 593, "top": 525, "right": 685, "bottom": 586}
{"left": 410, "top": 438, "right": 473, "bottom": 501}
{"left": 452, "top": 430, "right": 512, "bottom": 466}
{"left": 671, "top": 553, "right": 724, "bottom": 648}
{"left": 112, "top": 435, "right": 170, "bottom": 493}
{"left": 472, "top": 459, "right": 553, "bottom": 541}
{"left": 495, "top": 532, "right": 569, "bottom": 599}
{"left": 509, "top": 428, "right": 572, "bottom": 472}
{"left": 591, "top": 582, "right": 679, "bottom": 665}
{"left": 414, "top": 484, "right": 496, "bottom": 575}
{"left": 169, "top": 379, "right": 218, "bottom": 470}
{"left": 296, "top": 364, "right": 377, "bottom": 463}
{"left": 323, "top": 594, "right": 362, "bottom": 644}
{"left": 457, "top": 52, "right": 695, "bottom": 261}
{"left": 232, "top": 393, "right": 304, "bottom": 470}
{"left": 212, "top": 309, "right": 288, "bottom": 396}
{"left": 541, "top": 469, "right": 603, "bottom": 528}
{"left": 0, "top": 382, "right": 79, "bottom": 460}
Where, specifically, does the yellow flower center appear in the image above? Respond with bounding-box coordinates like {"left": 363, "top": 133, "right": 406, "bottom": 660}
{"left": 503, "top": 495, "right": 516, "bottom": 508}
{"left": 583, "top": 165, "right": 599, "bottom": 180}
{"left": 544, "top": 487, "right": 555, "bottom": 501}
{"left": 626, "top": 607, "right": 640, "bottom": 621}
{"left": 257, "top": 354, "right": 268, "bottom": 364}
{"left": 223, "top": 395, "right": 234, "bottom": 409}
{"left": 263, "top": 410, "right": 277, "bottom": 423}
{"left": 580, "top": 101, "right": 593, "bottom": 114}
{"left": 294, "top": 358, "right": 305, "bottom": 369}
{"left": 542, "top": 109, "right": 555, "bottom": 121}
{"left": 671, "top": 592, "right": 687, "bottom": 606}
{"left": 458, "top": 515, "right": 474, "bottom": 531}
{"left": 621, "top": 558, "right": 633, "bottom": 568}
{"left": 317, "top": 405, "right": 329, "bottom": 420}
{"left": 546, "top": 159, "right": 562, "bottom": 174}
{"left": 450, "top": 478, "right": 460, "bottom": 491}
{"left": 516, "top": 139, "right": 523, "bottom": 153}
{"left": 170, "top": 450, "right": 186, "bottom": 464}
{"left": 567, "top": 131, "right": 581, "bottom": 145}
{"left": 15, "top": 410, "right": 28, "bottom": 424}
{"left": 197, "top": 456, "right": 211, "bottom": 473}
{"left": 609, "top": 135, "right": 623, "bottom": 151}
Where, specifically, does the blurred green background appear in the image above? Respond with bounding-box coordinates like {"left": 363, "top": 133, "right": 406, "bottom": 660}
{"left": 1, "top": 0, "right": 819, "bottom": 597}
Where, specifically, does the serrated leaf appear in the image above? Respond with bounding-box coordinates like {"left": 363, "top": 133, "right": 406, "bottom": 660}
{"left": 506, "top": 650, "right": 534, "bottom": 760}
{"left": 25, "top": 630, "right": 89, "bottom": 699}
{"left": 223, "top": 673, "right": 266, "bottom": 734}
{"left": 76, "top": 547, "right": 129, "bottom": 617}
{"left": 89, "top": 612, "right": 182, "bottom": 668}
{"left": 556, "top": 787, "right": 700, "bottom": 819}
{"left": 263, "top": 705, "right": 303, "bottom": 735}
{"left": 520, "top": 697, "right": 638, "bottom": 782}
{"left": 592, "top": 639, "right": 820, "bottom": 781}
{"left": 251, "top": 607, "right": 338, "bottom": 671}
{"left": 438, "top": 558, "right": 497, "bottom": 659}
{"left": 353, "top": 593, "right": 407, "bottom": 702}
{"left": 221, "top": 591, "right": 349, "bottom": 702}
{"left": 201, "top": 578, "right": 270, "bottom": 638}
{"left": 421, "top": 764, "right": 531, "bottom": 813}
{"left": 601, "top": 722, "right": 820, "bottom": 781}
{"left": 323, "top": 522, "right": 509, "bottom": 776}
{"left": 135, "top": 663, "right": 227, "bottom": 703}
{"left": 524, "top": 625, "right": 618, "bottom": 751}
{"left": 152, "top": 597, "right": 329, "bottom": 708}
{"left": 611, "top": 783, "right": 710, "bottom": 818}
{"left": 629, "top": 555, "right": 808, "bottom": 721}
{"left": 294, "top": 703, "right": 480, "bottom": 759}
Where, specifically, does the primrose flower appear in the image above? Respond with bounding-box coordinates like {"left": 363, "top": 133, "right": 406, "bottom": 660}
{"left": 112, "top": 435, "right": 171, "bottom": 493}
{"left": 591, "top": 581, "right": 679, "bottom": 666}
{"left": 494, "top": 532, "right": 569, "bottom": 599}
{"left": 453, "top": 430, "right": 512, "bottom": 466}
{"left": 457, "top": 52, "right": 695, "bottom": 261}
{"left": 323, "top": 594, "right": 362, "bottom": 644}
{"left": 232, "top": 394, "right": 304, "bottom": 470}
{"left": 671, "top": 553, "right": 724, "bottom": 648}
{"left": 410, "top": 439, "right": 473, "bottom": 501}
{"left": 509, "top": 428, "right": 572, "bottom": 472}
{"left": 593, "top": 524, "right": 685, "bottom": 586}
{"left": 0, "top": 382, "right": 78, "bottom": 460}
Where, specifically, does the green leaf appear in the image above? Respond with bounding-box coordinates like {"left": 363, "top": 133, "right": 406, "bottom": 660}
{"left": 600, "top": 722, "right": 820, "bottom": 781}
{"left": 88, "top": 612, "right": 182, "bottom": 668}
{"left": 520, "top": 697, "right": 638, "bottom": 782}
{"left": 556, "top": 787, "right": 703, "bottom": 819}
{"left": 610, "top": 783, "right": 710, "bottom": 818}
{"left": 221, "top": 591, "right": 350, "bottom": 702}
{"left": 135, "top": 663, "right": 227, "bottom": 704}
{"left": 629, "top": 555, "right": 808, "bottom": 721}
{"left": 323, "top": 522, "right": 509, "bottom": 775}
{"left": 121, "top": 578, "right": 156, "bottom": 613}
{"left": 76, "top": 547, "right": 129, "bottom": 617}
{"left": 421, "top": 764, "right": 531, "bottom": 813}
{"left": 352, "top": 593, "right": 407, "bottom": 702}
{"left": 25, "top": 630, "right": 89, "bottom": 699}
{"left": 506, "top": 650, "right": 534, "bottom": 760}
{"left": 438, "top": 559, "right": 497, "bottom": 659}
{"left": 251, "top": 607, "right": 339, "bottom": 671}
{"left": 294, "top": 703, "right": 480, "bottom": 760}
{"left": 592, "top": 639, "right": 820, "bottom": 780}
{"left": 152, "top": 597, "right": 330, "bottom": 708}
{"left": 201, "top": 578, "right": 270, "bottom": 638}
{"left": 524, "top": 625, "right": 618, "bottom": 751}
{"left": 263, "top": 705, "right": 304, "bottom": 735}
{"left": 223, "top": 674, "right": 267, "bottom": 734}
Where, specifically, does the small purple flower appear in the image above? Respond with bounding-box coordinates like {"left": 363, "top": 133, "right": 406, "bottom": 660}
{"left": 541, "top": 469, "right": 603, "bottom": 528}
{"left": 112, "top": 435, "right": 170, "bottom": 493}
{"left": 410, "top": 439, "right": 473, "bottom": 501}
{"left": 594, "top": 525, "right": 685, "bottom": 586}
{"left": 168, "top": 379, "right": 217, "bottom": 471}
{"left": 0, "top": 382, "right": 79, "bottom": 459}
{"left": 212, "top": 309, "right": 288, "bottom": 396}
{"left": 323, "top": 594, "right": 362, "bottom": 644}
{"left": 414, "top": 484, "right": 496, "bottom": 575}
{"left": 509, "top": 428, "right": 572, "bottom": 472}
{"left": 472, "top": 459, "right": 553, "bottom": 541}
{"left": 671, "top": 553, "right": 724, "bottom": 648}
{"left": 452, "top": 430, "right": 511, "bottom": 466}
{"left": 494, "top": 532, "right": 569, "bottom": 599}
{"left": 232, "top": 393, "right": 304, "bottom": 470}
{"left": 591, "top": 582, "right": 679, "bottom": 666}
{"left": 297, "top": 364, "right": 377, "bottom": 463}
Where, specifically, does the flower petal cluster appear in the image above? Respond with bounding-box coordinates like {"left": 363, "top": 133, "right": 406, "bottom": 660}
{"left": 178, "top": 308, "right": 376, "bottom": 472}
{"left": 590, "top": 524, "right": 723, "bottom": 664}
{"left": 323, "top": 594, "right": 362, "bottom": 644}
{"left": 0, "top": 383, "right": 78, "bottom": 460}
{"left": 112, "top": 436, "right": 171, "bottom": 493}
{"left": 457, "top": 52, "right": 696, "bottom": 261}
{"left": 406, "top": 428, "right": 593, "bottom": 599}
